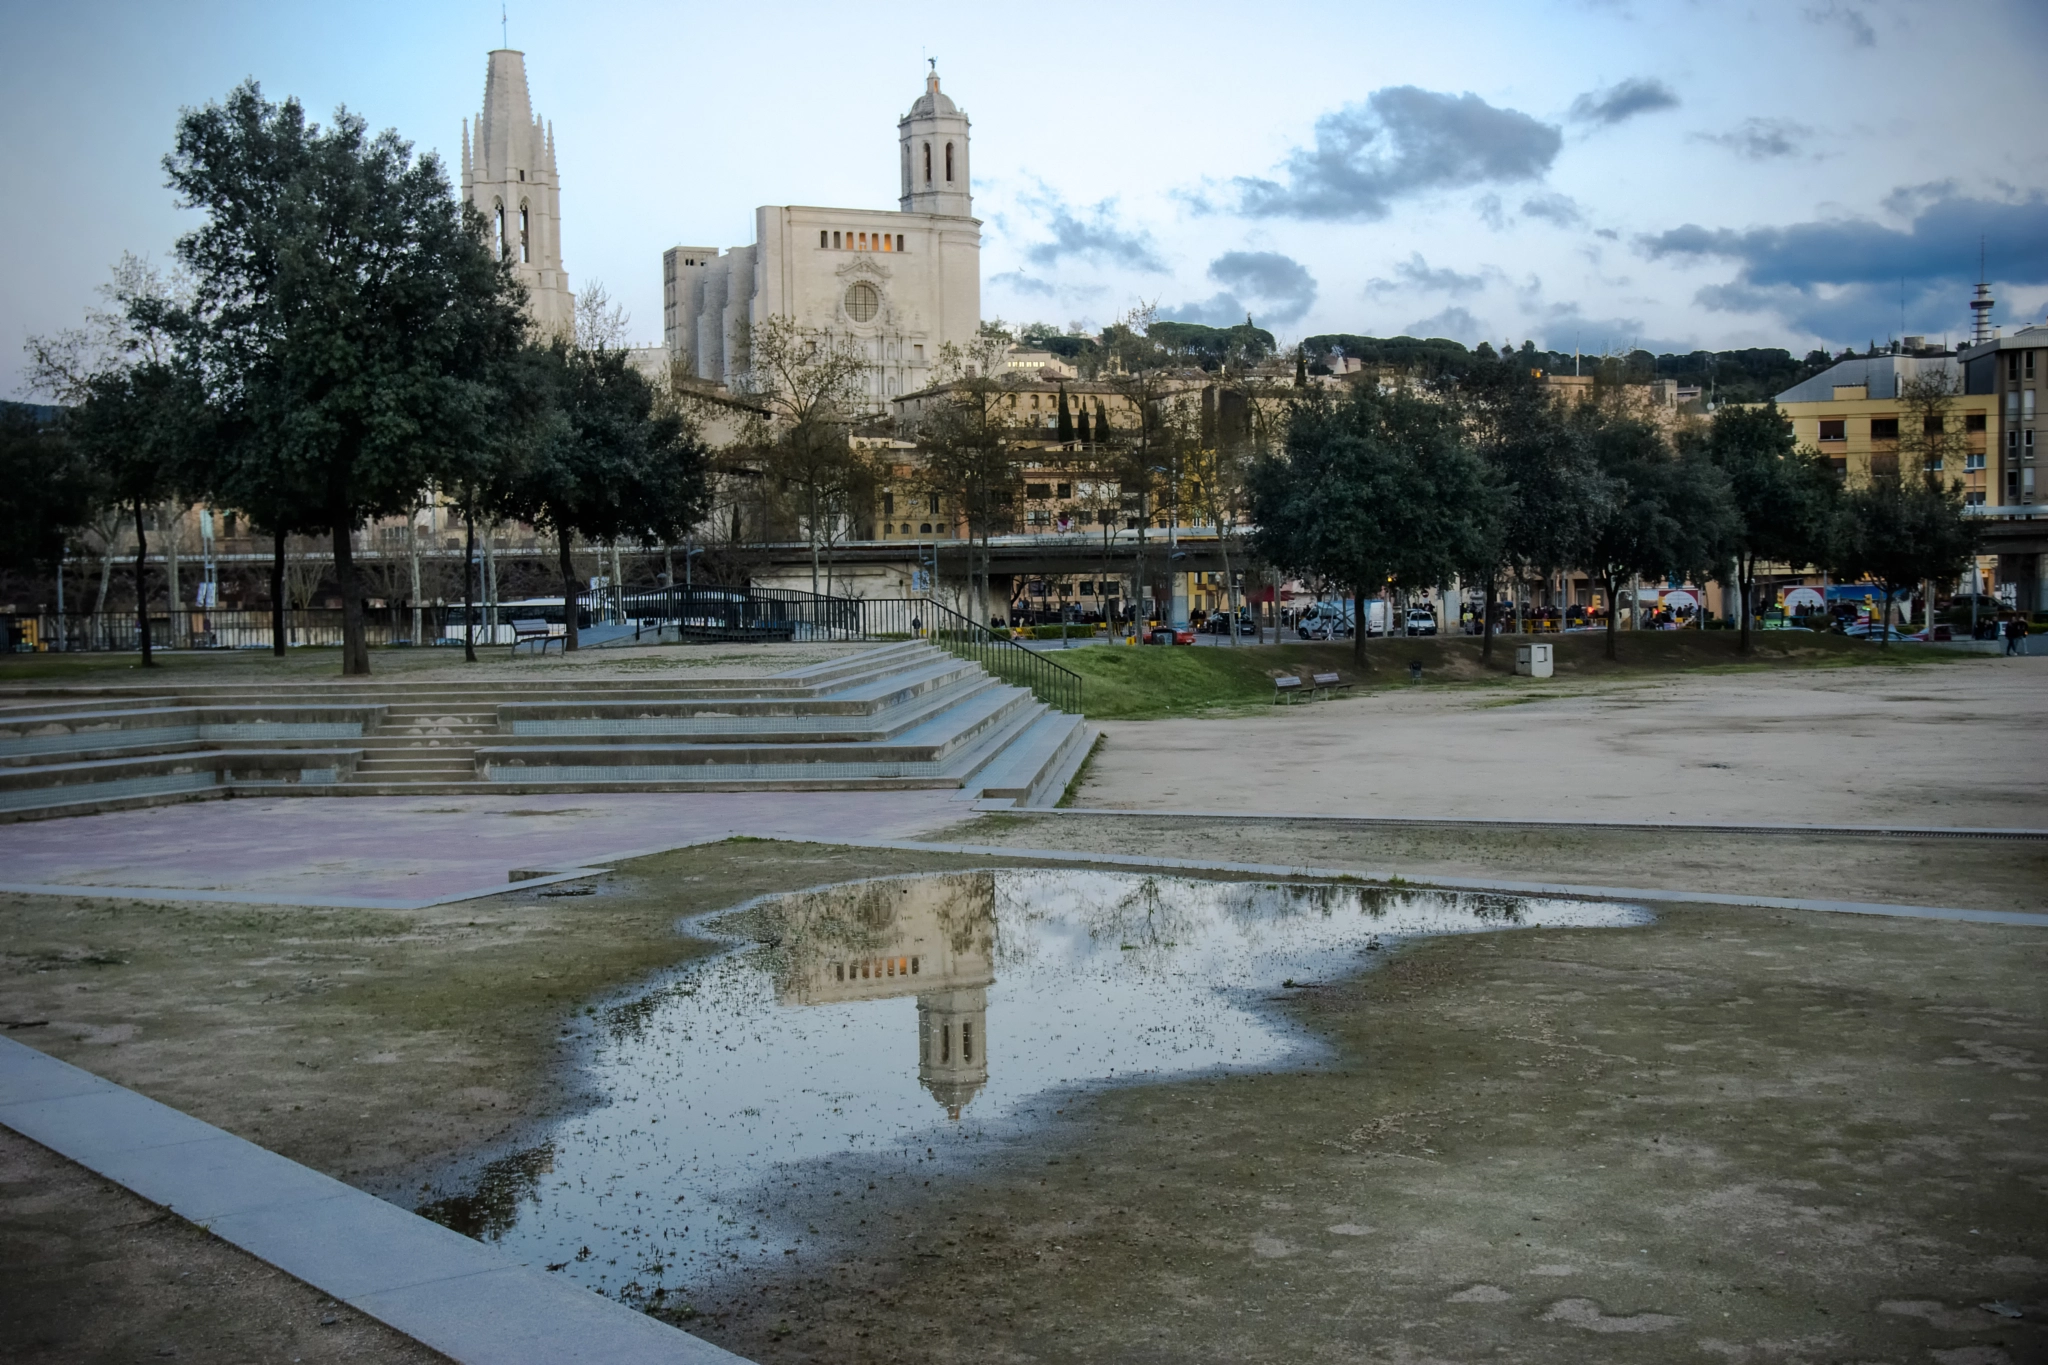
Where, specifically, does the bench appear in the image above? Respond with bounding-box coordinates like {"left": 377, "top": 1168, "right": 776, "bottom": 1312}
{"left": 509, "top": 618, "right": 563, "bottom": 656}
{"left": 1273, "top": 675, "right": 1304, "bottom": 704}
{"left": 1311, "top": 671, "right": 1352, "bottom": 698}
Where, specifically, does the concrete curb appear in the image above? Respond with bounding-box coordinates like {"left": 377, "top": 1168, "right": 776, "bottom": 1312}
{"left": 0, "top": 1037, "right": 748, "bottom": 1364}
{"left": 970, "top": 807, "right": 2048, "bottom": 842}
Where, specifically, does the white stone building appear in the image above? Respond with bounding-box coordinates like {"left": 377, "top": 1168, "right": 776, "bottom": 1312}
{"left": 462, "top": 49, "right": 575, "bottom": 335}
{"left": 663, "top": 67, "right": 982, "bottom": 404}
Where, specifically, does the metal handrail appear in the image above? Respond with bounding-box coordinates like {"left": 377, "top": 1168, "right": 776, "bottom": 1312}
{"left": 854, "top": 597, "right": 1082, "bottom": 715}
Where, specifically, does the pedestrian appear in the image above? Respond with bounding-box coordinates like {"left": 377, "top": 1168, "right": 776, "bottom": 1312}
{"left": 2013, "top": 616, "right": 2031, "bottom": 657}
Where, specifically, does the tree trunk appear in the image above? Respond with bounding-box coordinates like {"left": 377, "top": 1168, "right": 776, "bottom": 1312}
{"left": 408, "top": 513, "right": 424, "bottom": 646}
{"left": 164, "top": 508, "right": 181, "bottom": 647}
{"left": 132, "top": 501, "right": 154, "bottom": 668}
{"left": 1603, "top": 572, "right": 1621, "bottom": 661}
{"left": 1352, "top": 584, "right": 1365, "bottom": 663}
{"left": 559, "top": 531, "right": 581, "bottom": 652}
{"left": 1737, "top": 556, "right": 1754, "bottom": 654}
{"left": 332, "top": 520, "right": 370, "bottom": 676}
{"left": 462, "top": 509, "right": 478, "bottom": 664}
{"left": 270, "top": 528, "right": 287, "bottom": 657}
{"left": 1480, "top": 574, "right": 1497, "bottom": 662}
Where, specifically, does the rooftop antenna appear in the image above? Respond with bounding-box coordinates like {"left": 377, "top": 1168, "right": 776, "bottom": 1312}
{"left": 1969, "top": 236, "right": 1995, "bottom": 346}
{"left": 501, "top": 4, "right": 507, "bottom": 46}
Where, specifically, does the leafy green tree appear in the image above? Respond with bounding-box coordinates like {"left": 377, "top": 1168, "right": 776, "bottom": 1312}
{"left": 165, "top": 81, "right": 527, "bottom": 674}
{"left": 1701, "top": 400, "right": 1838, "bottom": 652}
{"left": 507, "top": 338, "right": 710, "bottom": 650}
{"left": 916, "top": 331, "right": 1027, "bottom": 625}
{"left": 1831, "top": 476, "right": 1977, "bottom": 647}
{"left": 1250, "top": 385, "right": 1489, "bottom": 662}
{"left": 1572, "top": 405, "right": 1734, "bottom": 660}
{"left": 0, "top": 406, "right": 96, "bottom": 582}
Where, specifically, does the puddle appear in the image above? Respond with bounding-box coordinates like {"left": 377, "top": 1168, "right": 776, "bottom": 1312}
{"left": 419, "top": 869, "right": 1645, "bottom": 1306}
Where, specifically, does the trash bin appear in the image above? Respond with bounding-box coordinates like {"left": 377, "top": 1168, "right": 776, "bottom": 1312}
{"left": 1515, "top": 642, "right": 1553, "bottom": 678}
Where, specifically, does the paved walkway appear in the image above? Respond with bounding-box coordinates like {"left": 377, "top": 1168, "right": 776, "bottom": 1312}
{"left": 0, "top": 1037, "right": 746, "bottom": 1363}
{"left": 0, "top": 791, "right": 965, "bottom": 908}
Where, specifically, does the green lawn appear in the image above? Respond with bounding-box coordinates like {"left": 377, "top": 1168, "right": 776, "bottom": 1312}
{"left": 1048, "top": 629, "right": 1961, "bottom": 720}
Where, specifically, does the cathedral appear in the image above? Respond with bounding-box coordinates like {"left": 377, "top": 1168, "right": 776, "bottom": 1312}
{"left": 662, "top": 67, "right": 983, "bottom": 402}
{"left": 462, "top": 49, "right": 575, "bottom": 335}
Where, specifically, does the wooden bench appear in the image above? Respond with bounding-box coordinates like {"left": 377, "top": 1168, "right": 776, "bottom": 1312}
{"left": 1273, "top": 675, "right": 1304, "bottom": 704}
{"left": 1311, "top": 671, "right": 1352, "bottom": 698}
{"left": 509, "top": 618, "right": 563, "bottom": 656}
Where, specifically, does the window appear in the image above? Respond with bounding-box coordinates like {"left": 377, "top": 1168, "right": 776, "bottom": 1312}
{"left": 1870, "top": 417, "right": 1899, "bottom": 441}
{"left": 1967, "top": 413, "right": 1987, "bottom": 433}
{"left": 927, "top": 493, "right": 939, "bottom": 514}
{"left": 1030, "top": 395, "right": 1041, "bottom": 409}
{"left": 1025, "top": 483, "right": 1052, "bottom": 499}
{"left": 1967, "top": 490, "right": 1986, "bottom": 506}
{"left": 896, "top": 234, "right": 905, "bottom": 252}
{"left": 2011, "top": 431, "right": 2022, "bottom": 458}
{"left": 945, "top": 142, "right": 954, "bottom": 182}
{"left": 1056, "top": 482, "right": 1071, "bottom": 499}
{"left": 1967, "top": 451, "right": 1986, "bottom": 471}
{"left": 2009, "top": 353, "right": 2021, "bottom": 382}
{"left": 1830, "top": 457, "right": 1848, "bottom": 478}
{"left": 844, "top": 281, "right": 880, "bottom": 322}
{"left": 920, "top": 522, "right": 933, "bottom": 534}
{"left": 1923, "top": 414, "right": 1944, "bottom": 435}
{"left": 1006, "top": 394, "right": 1016, "bottom": 407}
{"left": 1081, "top": 581, "right": 1096, "bottom": 595}
{"left": 494, "top": 204, "right": 506, "bottom": 258}
{"left": 2027, "top": 350, "right": 2037, "bottom": 380}
{"left": 820, "top": 230, "right": 828, "bottom": 248}
{"left": 913, "top": 343, "right": 924, "bottom": 364}
{"left": 833, "top": 231, "right": 841, "bottom": 249}
{"left": 2027, "top": 430, "right": 2037, "bottom": 459}
{"left": 2026, "top": 390, "right": 2037, "bottom": 420}
{"left": 518, "top": 205, "right": 529, "bottom": 263}
{"left": 858, "top": 232, "right": 867, "bottom": 250}
{"left": 2008, "top": 470, "right": 2020, "bottom": 499}
{"left": 923, "top": 143, "right": 932, "bottom": 184}
{"left": 961, "top": 1022, "right": 973, "bottom": 1064}
{"left": 883, "top": 491, "right": 895, "bottom": 515}
{"left": 1028, "top": 509, "right": 1050, "bottom": 525}
{"left": 1818, "top": 418, "right": 1846, "bottom": 441}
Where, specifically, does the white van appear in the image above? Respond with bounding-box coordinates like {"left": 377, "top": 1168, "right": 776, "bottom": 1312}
{"left": 1297, "top": 599, "right": 1391, "bottom": 639}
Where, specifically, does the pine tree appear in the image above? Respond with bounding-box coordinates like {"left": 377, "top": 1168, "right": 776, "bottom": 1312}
{"left": 1057, "top": 386, "right": 1074, "bottom": 444}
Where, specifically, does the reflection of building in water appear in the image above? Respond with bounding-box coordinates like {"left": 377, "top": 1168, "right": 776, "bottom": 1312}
{"left": 775, "top": 873, "right": 995, "bottom": 1118}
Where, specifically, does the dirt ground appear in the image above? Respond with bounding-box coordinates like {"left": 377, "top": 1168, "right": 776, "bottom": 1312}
{"left": 0, "top": 1125, "right": 447, "bottom": 1364}
{"left": 2, "top": 836, "right": 2044, "bottom": 1363}
{"left": 946, "top": 813, "right": 2048, "bottom": 915}
{"left": 1071, "top": 655, "right": 2048, "bottom": 827}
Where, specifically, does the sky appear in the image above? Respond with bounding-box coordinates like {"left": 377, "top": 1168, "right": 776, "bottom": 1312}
{"left": 4, "top": 0, "right": 2046, "bottom": 398}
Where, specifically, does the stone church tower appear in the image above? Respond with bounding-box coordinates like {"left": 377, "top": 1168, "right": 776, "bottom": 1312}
{"left": 899, "top": 65, "right": 971, "bottom": 218}
{"left": 463, "top": 49, "right": 574, "bottom": 335}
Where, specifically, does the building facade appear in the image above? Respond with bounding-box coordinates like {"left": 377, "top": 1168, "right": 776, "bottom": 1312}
{"left": 663, "top": 69, "right": 981, "bottom": 403}
{"left": 462, "top": 49, "right": 574, "bottom": 335}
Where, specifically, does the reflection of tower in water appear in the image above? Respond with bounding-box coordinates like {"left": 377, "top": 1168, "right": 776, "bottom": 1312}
{"left": 916, "top": 987, "right": 988, "bottom": 1119}
{"left": 774, "top": 873, "right": 996, "bottom": 1119}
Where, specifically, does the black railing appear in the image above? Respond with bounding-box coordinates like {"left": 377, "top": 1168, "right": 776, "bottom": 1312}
{"left": 2, "top": 608, "right": 422, "bottom": 652}
{"left": 610, "top": 586, "right": 866, "bottom": 643}
{"left": 854, "top": 597, "right": 1082, "bottom": 715}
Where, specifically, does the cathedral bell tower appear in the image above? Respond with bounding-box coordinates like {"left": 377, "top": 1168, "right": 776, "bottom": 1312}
{"left": 463, "top": 48, "right": 574, "bottom": 335}
{"left": 898, "top": 65, "right": 972, "bottom": 218}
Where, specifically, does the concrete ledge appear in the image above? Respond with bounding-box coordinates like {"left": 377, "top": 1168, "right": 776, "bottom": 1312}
{"left": 0, "top": 1038, "right": 750, "bottom": 1364}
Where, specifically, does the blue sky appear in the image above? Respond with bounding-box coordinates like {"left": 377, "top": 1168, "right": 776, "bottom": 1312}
{"left": 4, "top": 0, "right": 2046, "bottom": 396}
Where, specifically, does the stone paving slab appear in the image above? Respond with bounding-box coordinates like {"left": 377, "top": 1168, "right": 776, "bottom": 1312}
{"left": 0, "top": 790, "right": 963, "bottom": 908}
{"left": 0, "top": 1037, "right": 748, "bottom": 1363}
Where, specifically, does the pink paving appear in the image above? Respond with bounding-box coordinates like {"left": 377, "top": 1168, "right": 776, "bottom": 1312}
{"left": 0, "top": 793, "right": 969, "bottom": 907}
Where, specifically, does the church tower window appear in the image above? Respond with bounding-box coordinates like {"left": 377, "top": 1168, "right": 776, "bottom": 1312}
{"left": 833, "top": 231, "right": 841, "bottom": 248}
{"left": 845, "top": 281, "right": 880, "bottom": 322}
{"left": 924, "top": 143, "right": 932, "bottom": 184}
{"left": 518, "top": 205, "right": 530, "bottom": 263}
{"left": 945, "top": 142, "right": 954, "bottom": 182}
{"left": 820, "top": 230, "right": 828, "bottom": 248}
{"left": 494, "top": 204, "right": 506, "bottom": 259}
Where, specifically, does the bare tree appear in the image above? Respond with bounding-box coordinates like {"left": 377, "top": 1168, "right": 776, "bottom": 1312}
{"left": 915, "top": 331, "right": 1027, "bottom": 626}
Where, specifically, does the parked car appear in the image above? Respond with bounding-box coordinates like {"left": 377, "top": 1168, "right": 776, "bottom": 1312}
{"left": 1404, "top": 609, "right": 1438, "bottom": 636}
{"left": 1201, "top": 614, "right": 1259, "bottom": 636}
{"left": 1146, "top": 625, "right": 1196, "bottom": 645}
{"left": 1840, "top": 621, "right": 1917, "bottom": 641}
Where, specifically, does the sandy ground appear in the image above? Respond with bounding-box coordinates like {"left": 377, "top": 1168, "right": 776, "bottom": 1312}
{"left": 946, "top": 813, "right": 2048, "bottom": 915}
{"left": 3, "top": 835, "right": 2044, "bottom": 1363}
{"left": 1074, "top": 655, "right": 2048, "bottom": 827}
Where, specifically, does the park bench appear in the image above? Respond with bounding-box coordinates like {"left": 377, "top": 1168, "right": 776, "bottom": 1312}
{"left": 1311, "top": 671, "right": 1352, "bottom": 699}
{"left": 509, "top": 618, "right": 563, "bottom": 656}
{"left": 1273, "top": 675, "right": 1304, "bottom": 704}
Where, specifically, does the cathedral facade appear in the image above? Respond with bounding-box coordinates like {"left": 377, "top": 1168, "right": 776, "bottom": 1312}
{"left": 462, "top": 49, "right": 575, "bottom": 335}
{"left": 663, "top": 69, "right": 982, "bottom": 403}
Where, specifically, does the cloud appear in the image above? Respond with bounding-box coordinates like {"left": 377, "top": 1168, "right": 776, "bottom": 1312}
{"left": 1569, "top": 77, "right": 1680, "bottom": 127}
{"left": 1694, "top": 117, "right": 1811, "bottom": 161}
{"left": 1521, "top": 191, "right": 1586, "bottom": 227}
{"left": 1228, "top": 86, "right": 1560, "bottom": 222}
{"left": 1405, "top": 305, "right": 1484, "bottom": 342}
{"left": 1804, "top": 2, "right": 1876, "bottom": 47}
{"left": 1367, "top": 253, "right": 1488, "bottom": 295}
{"left": 1018, "top": 193, "right": 1167, "bottom": 272}
{"left": 1162, "top": 250, "right": 1319, "bottom": 327}
{"left": 1475, "top": 193, "right": 1508, "bottom": 231}
{"left": 988, "top": 270, "right": 1056, "bottom": 298}
{"left": 1639, "top": 191, "right": 2048, "bottom": 340}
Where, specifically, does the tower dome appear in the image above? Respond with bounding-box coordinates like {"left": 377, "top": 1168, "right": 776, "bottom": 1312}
{"left": 899, "top": 65, "right": 972, "bottom": 218}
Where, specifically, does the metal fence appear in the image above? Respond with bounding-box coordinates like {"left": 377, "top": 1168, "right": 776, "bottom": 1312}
{"left": 3, "top": 608, "right": 418, "bottom": 653}
{"left": 854, "top": 597, "right": 1083, "bottom": 716}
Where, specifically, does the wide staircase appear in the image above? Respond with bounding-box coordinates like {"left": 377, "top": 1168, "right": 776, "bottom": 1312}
{"left": 0, "top": 643, "right": 1094, "bottom": 821}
